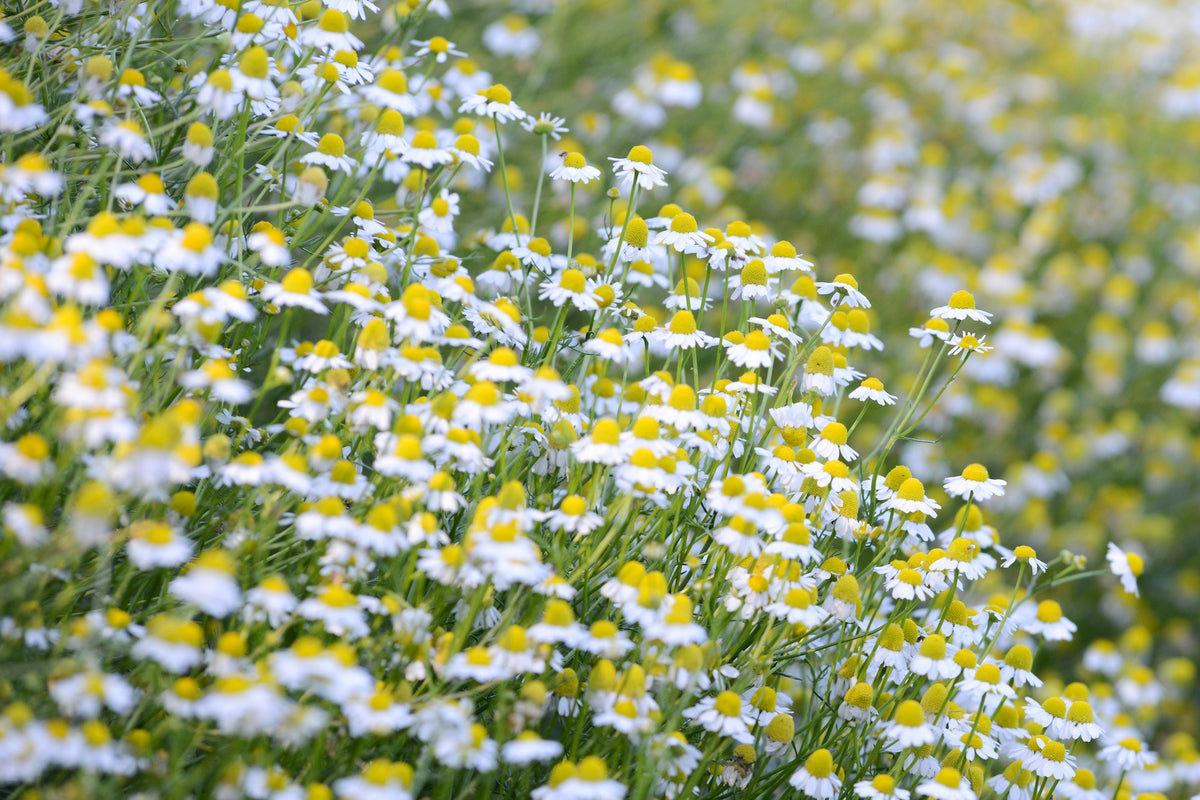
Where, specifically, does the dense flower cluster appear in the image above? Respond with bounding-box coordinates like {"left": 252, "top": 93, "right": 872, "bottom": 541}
{"left": 1, "top": 1, "right": 1196, "bottom": 799}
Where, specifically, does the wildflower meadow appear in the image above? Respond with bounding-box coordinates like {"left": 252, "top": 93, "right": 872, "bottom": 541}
{"left": 2, "top": 0, "right": 1199, "bottom": 798}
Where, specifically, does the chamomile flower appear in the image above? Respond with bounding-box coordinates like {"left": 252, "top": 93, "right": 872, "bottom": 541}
{"left": 998, "top": 645, "right": 1042, "bottom": 688}
{"left": 556, "top": 756, "right": 627, "bottom": 800}
{"left": 412, "top": 35, "right": 466, "bottom": 62}
{"left": 1023, "top": 600, "right": 1077, "bottom": 642}
{"left": 261, "top": 269, "right": 327, "bottom": 313}
{"left": 811, "top": 422, "right": 858, "bottom": 461}
{"left": 610, "top": 145, "right": 668, "bottom": 191}
{"left": 725, "top": 330, "right": 781, "bottom": 368}
{"left": 459, "top": 83, "right": 526, "bottom": 122}
{"left": 333, "top": 760, "right": 416, "bottom": 800}
{"left": 850, "top": 377, "right": 897, "bottom": 404}
{"left": 931, "top": 538, "right": 993, "bottom": 581}
{"left": 857, "top": 775, "right": 911, "bottom": 800}
{"left": 0, "top": 71, "right": 48, "bottom": 132}
{"left": 502, "top": 732, "right": 564, "bottom": 765}
{"left": 132, "top": 615, "right": 205, "bottom": 672}
{"left": 1048, "top": 700, "right": 1097, "bottom": 743}
{"left": 653, "top": 212, "right": 714, "bottom": 254}
{"left": 768, "top": 586, "right": 829, "bottom": 627}
{"left": 750, "top": 313, "right": 803, "bottom": 344}
{"left": 1000, "top": 545, "right": 1048, "bottom": 575}
{"left": 297, "top": 583, "right": 369, "bottom": 638}
{"left": 450, "top": 132, "right": 494, "bottom": 171}
{"left": 301, "top": 133, "right": 355, "bottom": 173}
{"left": 550, "top": 151, "right": 601, "bottom": 183}
{"left": 403, "top": 130, "right": 456, "bottom": 169}
{"left": 523, "top": 111, "right": 569, "bottom": 139}
{"left": 909, "top": 634, "right": 961, "bottom": 680}
{"left": 540, "top": 268, "right": 599, "bottom": 310}
{"left": 100, "top": 120, "right": 154, "bottom": 162}
{"left": 114, "top": 173, "right": 175, "bottom": 215}
{"left": 931, "top": 290, "right": 993, "bottom": 324}
{"left": 1057, "top": 770, "right": 1105, "bottom": 800}
{"left": 362, "top": 68, "right": 419, "bottom": 115}
{"left": 1100, "top": 738, "right": 1158, "bottom": 771}
{"left": 1106, "top": 542, "right": 1144, "bottom": 597}
{"left": 917, "top": 768, "right": 975, "bottom": 800}
{"left": 0, "top": 434, "right": 53, "bottom": 484}
{"left": 652, "top": 310, "right": 717, "bottom": 350}
{"left": 180, "top": 359, "right": 252, "bottom": 403}
{"left": 885, "top": 478, "right": 941, "bottom": 516}
{"left": 883, "top": 565, "right": 937, "bottom": 601}
{"left": 790, "top": 749, "right": 843, "bottom": 800}
{"left": 576, "top": 620, "right": 634, "bottom": 658}
{"left": 169, "top": 551, "right": 242, "bottom": 617}
{"left": 943, "top": 463, "right": 1007, "bottom": 501}
{"left": 195, "top": 69, "right": 241, "bottom": 118}
{"left": 243, "top": 576, "right": 298, "bottom": 627}
{"left": 683, "top": 691, "right": 754, "bottom": 744}
{"left": 949, "top": 333, "right": 992, "bottom": 355}
{"left": 817, "top": 273, "right": 871, "bottom": 308}
{"left": 720, "top": 257, "right": 768, "bottom": 301}
{"left": 301, "top": 9, "right": 362, "bottom": 52}
{"left": 802, "top": 346, "right": 838, "bottom": 396}
{"left": 125, "top": 520, "right": 193, "bottom": 570}
{"left": 910, "top": 318, "right": 953, "bottom": 347}
{"left": 583, "top": 328, "right": 639, "bottom": 365}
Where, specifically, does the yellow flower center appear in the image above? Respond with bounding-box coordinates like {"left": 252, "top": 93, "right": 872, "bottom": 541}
{"left": 239, "top": 47, "right": 269, "bottom": 80}
{"left": 590, "top": 620, "right": 618, "bottom": 639}
{"left": 1036, "top": 600, "right": 1062, "bottom": 623}
{"left": 626, "top": 145, "right": 653, "bottom": 164}
{"left": 919, "top": 634, "right": 947, "bottom": 659}
{"left": 1004, "top": 645, "right": 1033, "bottom": 671}
{"left": 669, "top": 213, "right": 699, "bottom": 234}
{"left": 935, "top": 768, "right": 962, "bottom": 789}
{"left": 806, "top": 346, "right": 834, "bottom": 376}
{"left": 824, "top": 460, "right": 849, "bottom": 479}
{"left": 623, "top": 216, "right": 648, "bottom": 247}
{"left": 714, "top": 691, "right": 742, "bottom": 717}
{"left": 577, "top": 756, "right": 609, "bottom": 782}
{"left": 669, "top": 310, "right": 698, "bottom": 335}
{"left": 820, "top": 422, "right": 848, "bottom": 446}
{"left": 766, "top": 713, "right": 794, "bottom": 743}
{"left": 948, "top": 289, "right": 977, "bottom": 309}
{"left": 741, "top": 259, "right": 768, "bottom": 286}
{"left": 896, "top": 478, "right": 926, "bottom": 502}
{"left": 180, "top": 223, "right": 213, "bottom": 253}
{"left": 281, "top": 269, "right": 314, "bottom": 294}
{"left": 559, "top": 268, "right": 587, "bottom": 293}
{"left": 1042, "top": 741, "right": 1067, "bottom": 762}
{"left": 482, "top": 83, "right": 512, "bottom": 104}
{"left": 317, "top": 8, "right": 349, "bottom": 33}
{"left": 498, "top": 625, "right": 528, "bottom": 652}
{"left": 1067, "top": 701, "right": 1094, "bottom": 724}
{"left": 804, "top": 749, "right": 834, "bottom": 778}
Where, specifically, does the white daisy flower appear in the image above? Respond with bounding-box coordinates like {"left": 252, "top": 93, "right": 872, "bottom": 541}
{"left": 610, "top": 145, "right": 669, "bottom": 191}
{"left": 789, "top": 749, "right": 843, "bottom": 800}
{"left": 916, "top": 768, "right": 975, "bottom": 800}
{"left": 550, "top": 151, "right": 602, "bottom": 184}
{"left": 943, "top": 463, "right": 1006, "bottom": 500}
{"left": 816, "top": 273, "right": 870, "bottom": 308}
{"left": 459, "top": 83, "right": 526, "bottom": 122}
{"left": 1106, "top": 542, "right": 1144, "bottom": 597}
{"left": 930, "top": 290, "right": 993, "bottom": 324}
